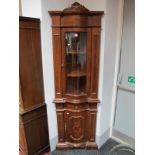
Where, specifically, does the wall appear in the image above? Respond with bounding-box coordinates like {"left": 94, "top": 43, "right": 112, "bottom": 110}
{"left": 19, "top": 0, "right": 22, "bottom": 16}
{"left": 21, "top": 0, "right": 42, "bottom": 18}
{"left": 113, "top": 0, "right": 135, "bottom": 148}
{"left": 96, "top": 0, "right": 124, "bottom": 147}
{"left": 114, "top": 90, "right": 135, "bottom": 138}
{"left": 21, "top": 0, "right": 123, "bottom": 151}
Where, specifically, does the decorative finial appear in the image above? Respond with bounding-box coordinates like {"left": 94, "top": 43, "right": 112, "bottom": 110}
{"left": 62, "top": 2, "right": 90, "bottom": 14}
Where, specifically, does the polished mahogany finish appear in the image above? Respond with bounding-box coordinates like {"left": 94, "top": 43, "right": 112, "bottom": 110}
{"left": 19, "top": 17, "right": 44, "bottom": 112}
{"left": 49, "top": 2, "right": 104, "bottom": 150}
{"left": 19, "top": 16, "right": 49, "bottom": 155}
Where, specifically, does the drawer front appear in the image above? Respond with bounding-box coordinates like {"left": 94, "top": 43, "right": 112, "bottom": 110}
{"left": 65, "top": 103, "right": 89, "bottom": 110}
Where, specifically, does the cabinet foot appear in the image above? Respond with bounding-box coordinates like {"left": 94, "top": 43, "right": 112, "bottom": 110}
{"left": 86, "top": 142, "right": 98, "bottom": 149}
{"left": 56, "top": 141, "right": 98, "bottom": 150}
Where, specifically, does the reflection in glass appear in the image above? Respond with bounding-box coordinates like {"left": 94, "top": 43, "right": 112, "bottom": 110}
{"left": 65, "top": 32, "right": 87, "bottom": 95}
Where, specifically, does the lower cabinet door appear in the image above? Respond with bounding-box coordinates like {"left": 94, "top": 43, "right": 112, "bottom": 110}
{"left": 65, "top": 110, "right": 89, "bottom": 143}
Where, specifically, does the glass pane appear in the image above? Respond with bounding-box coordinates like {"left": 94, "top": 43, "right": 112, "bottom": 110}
{"left": 65, "top": 32, "right": 87, "bottom": 95}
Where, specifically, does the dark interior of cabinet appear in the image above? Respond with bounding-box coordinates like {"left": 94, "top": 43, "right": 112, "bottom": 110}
{"left": 65, "top": 32, "right": 87, "bottom": 95}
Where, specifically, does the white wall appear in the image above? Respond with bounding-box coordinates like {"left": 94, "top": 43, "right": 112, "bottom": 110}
{"left": 114, "top": 90, "right": 135, "bottom": 138}
{"left": 113, "top": 0, "right": 135, "bottom": 145}
{"left": 21, "top": 0, "right": 42, "bottom": 18}
{"left": 21, "top": 0, "right": 123, "bottom": 151}
{"left": 96, "top": 0, "right": 124, "bottom": 147}
{"left": 19, "top": 0, "right": 22, "bottom": 16}
{"left": 40, "top": 0, "right": 73, "bottom": 151}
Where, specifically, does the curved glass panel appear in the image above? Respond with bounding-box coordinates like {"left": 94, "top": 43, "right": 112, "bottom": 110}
{"left": 65, "top": 32, "right": 87, "bottom": 95}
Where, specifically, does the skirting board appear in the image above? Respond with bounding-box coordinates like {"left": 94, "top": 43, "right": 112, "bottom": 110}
{"left": 49, "top": 136, "right": 58, "bottom": 152}
{"left": 111, "top": 129, "right": 135, "bottom": 149}
{"left": 96, "top": 128, "right": 110, "bottom": 148}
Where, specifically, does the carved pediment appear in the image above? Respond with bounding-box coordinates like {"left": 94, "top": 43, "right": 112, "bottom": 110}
{"left": 62, "top": 2, "right": 90, "bottom": 14}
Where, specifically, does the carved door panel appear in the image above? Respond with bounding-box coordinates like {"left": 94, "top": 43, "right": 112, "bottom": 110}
{"left": 65, "top": 111, "right": 89, "bottom": 143}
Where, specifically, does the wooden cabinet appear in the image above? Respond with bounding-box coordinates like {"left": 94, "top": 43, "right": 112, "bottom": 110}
{"left": 19, "top": 17, "right": 49, "bottom": 155}
{"left": 49, "top": 2, "right": 104, "bottom": 150}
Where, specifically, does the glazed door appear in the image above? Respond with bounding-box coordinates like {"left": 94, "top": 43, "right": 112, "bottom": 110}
{"left": 64, "top": 111, "right": 89, "bottom": 143}
{"left": 61, "top": 28, "right": 91, "bottom": 99}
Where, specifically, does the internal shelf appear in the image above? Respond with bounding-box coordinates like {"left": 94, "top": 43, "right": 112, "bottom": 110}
{"left": 67, "top": 70, "right": 86, "bottom": 77}
{"left": 66, "top": 51, "right": 86, "bottom": 55}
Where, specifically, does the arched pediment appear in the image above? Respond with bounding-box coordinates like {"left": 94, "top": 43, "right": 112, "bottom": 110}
{"left": 62, "top": 2, "right": 90, "bottom": 14}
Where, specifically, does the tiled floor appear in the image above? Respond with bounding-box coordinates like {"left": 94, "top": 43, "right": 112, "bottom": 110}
{"left": 50, "top": 139, "right": 134, "bottom": 155}
{"left": 19, "top": 139, "right": 134, "bottom": 155}
{"left": 50, "top": 139, "right": 120, "bottom": 155}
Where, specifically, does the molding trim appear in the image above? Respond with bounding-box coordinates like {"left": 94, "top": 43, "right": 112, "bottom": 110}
{"left": 19, "top": 113, "right": 47, "bottom": 125}
{"left": 53, "top": 98, "right": 100, "bottom": 104}
{"left": 19, "top": 102, "right": 46, "bottom": 115}
{"left": 96, "top": 128, "right": 110, "bottom": 148}
{"left": 56, "top": 141, "right": 98, "bottom": 150}
{"left": 111, "top": 129, "right": 135, "bottom": 149}
{"left": 19, "top": 16, "right": 40, "bottom": 22}
{"left": 49, "top": 129, "right": 110, "bottom": 151}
